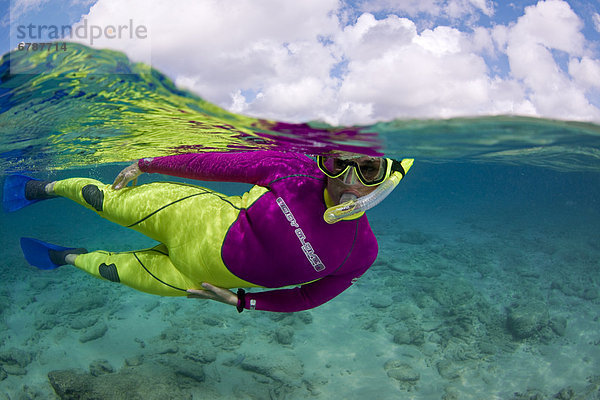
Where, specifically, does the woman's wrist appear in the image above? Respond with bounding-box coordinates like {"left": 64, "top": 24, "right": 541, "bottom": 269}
{"left": 138, "top": 157, "right": 154, "bottom": 171}
{"left": 236, "top": 289, "right": 246, "bottom": 313}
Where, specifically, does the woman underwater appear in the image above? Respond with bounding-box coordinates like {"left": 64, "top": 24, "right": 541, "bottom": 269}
{"left": 3, "top": 151, "right": 412, "bottom": 312}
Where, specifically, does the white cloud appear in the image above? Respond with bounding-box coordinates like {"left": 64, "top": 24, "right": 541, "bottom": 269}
{"left": 79, "top": 0, "right": 341, "bottom": 121}
{"left": 445, "top": 0, "right": 493, "bottom": 19}
{"left": 503, "top": 0, "right": 599, "bottom": 120}
{"left": 491, "top": 23, "right": 509, "bottom": 51}
{"left": 252, "top": 77, "right": 339, "bottom": 122}
{"left": 335, "top": 13, "right": 416, "bottom": 61}
{"left": 75, "top": 0, "right": 600, "bottom": 124}
{"left": 508, "top": 0, "right": 585, "bottom": 55}
{"left": 229, "top": 90, "right": 248, "bottom": 114}
{"left": 357, "top": 0, "right": 441, "bottom": 17}
{"left": 593, "top": 12, "right": 600, "bottom": 33}
{"left": 569, "top": 57, "right": 600, "bottom": 90}
{"left": 413, "top": 26, "right": 464, "bottom": 55}
{"left": 470, "top": 26, "right": 495, "bottom": 55}
{"left": 467, "top": 0, "right": 493, "bottom": 16}
{"left": 357, "top": 0, "right": 493, "bottom": 20}
{"left": 335, "top": 18, "right": 500, "bottom": 122}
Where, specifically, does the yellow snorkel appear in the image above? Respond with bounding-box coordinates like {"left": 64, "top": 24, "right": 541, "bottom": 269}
{"left": 324, "top": 158, "right": 414, "bottom": 224}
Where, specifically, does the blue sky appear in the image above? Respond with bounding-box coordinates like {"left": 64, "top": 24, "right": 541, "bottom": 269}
{"left": 2, "top": 0, "right": 600, "bottom": 124}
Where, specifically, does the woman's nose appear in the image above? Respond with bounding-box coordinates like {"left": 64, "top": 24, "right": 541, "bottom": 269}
{"left": 341, "top": 168, "right": 359, "bottom": 185}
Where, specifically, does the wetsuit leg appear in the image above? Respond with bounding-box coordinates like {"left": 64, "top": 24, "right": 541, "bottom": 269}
{"left": 52, "top": 178, "right": 215, "bottom": 245}
{"left": 52, "top": 178, "right": 259, "bottom": 290}
{"left": 73, "top": 244, "right": 196, "bottom": 296}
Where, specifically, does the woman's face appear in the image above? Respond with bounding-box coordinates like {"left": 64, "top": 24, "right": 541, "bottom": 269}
{"left": 326, "top": 171, "right": 378, "bottom": 204}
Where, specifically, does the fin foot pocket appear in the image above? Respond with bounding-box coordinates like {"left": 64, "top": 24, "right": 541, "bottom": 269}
{"left": 25, "top": 179, "right": 55, "bottom": 201}
{"left": 3, "top": 175, "right": 54, "bottom": 212}
{"left": 20, "top": 237, "right": 86, "bottom": 270}
{"left": 49, "top": 247, "right": 88, "bottom": 266}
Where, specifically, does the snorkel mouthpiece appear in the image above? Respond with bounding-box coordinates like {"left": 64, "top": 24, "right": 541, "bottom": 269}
{"left": 324, "top": 158, "right": 414, "bottom": 224}
{"left": 339, "top": 193, "right": 358, "bottom": 203}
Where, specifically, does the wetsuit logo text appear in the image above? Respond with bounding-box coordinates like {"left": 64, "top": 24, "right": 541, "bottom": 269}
{"left": 276, "top": 197, "right": 326, "bottom": 272}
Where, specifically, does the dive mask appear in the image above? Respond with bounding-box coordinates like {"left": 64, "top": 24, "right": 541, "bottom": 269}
{"left": 320, "top": 157, "right": 414, "bottom": 224}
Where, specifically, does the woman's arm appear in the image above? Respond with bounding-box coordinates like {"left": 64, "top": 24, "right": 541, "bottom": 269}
{"left": 241, "top": 270, "right": 366, "bottom": 312}
{"left": 140, "top": 151, "right": 309, "bottom": 186}
{"left": 187, "top": 283, "right": 238, "bottom": 306}
{"left": 113, "top": 151, "right": 311, "bottom": 190}
{"left": 187, "top": 263, "right": 372, "bottom": 313}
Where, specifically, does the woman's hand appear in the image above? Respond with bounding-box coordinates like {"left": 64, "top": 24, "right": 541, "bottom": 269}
{"left": 187, "top": 283, "right": 238, "bottom": 306}
{"left": 112, "top": 162, "right": 144, "bottom": 190}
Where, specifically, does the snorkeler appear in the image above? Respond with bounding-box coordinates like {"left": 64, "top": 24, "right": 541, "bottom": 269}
{"left": 3, "top": 151, "right": 412, "bottom": 312}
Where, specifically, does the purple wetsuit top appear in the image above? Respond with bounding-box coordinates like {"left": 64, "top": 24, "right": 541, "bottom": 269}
{"left": 139, "top": 151, "right": 378, "bottom": 312}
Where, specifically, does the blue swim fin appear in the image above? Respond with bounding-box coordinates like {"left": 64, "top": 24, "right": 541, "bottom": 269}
{"left": 20, "top": 237, "right": 75, "bottom": 270}
{"left": 3, "top": 175, "right": 41, "bottom": 212}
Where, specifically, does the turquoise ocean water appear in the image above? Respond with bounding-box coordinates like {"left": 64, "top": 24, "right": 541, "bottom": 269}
{"left": 1, "top": 44, "right": 600, "bottom": 399}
